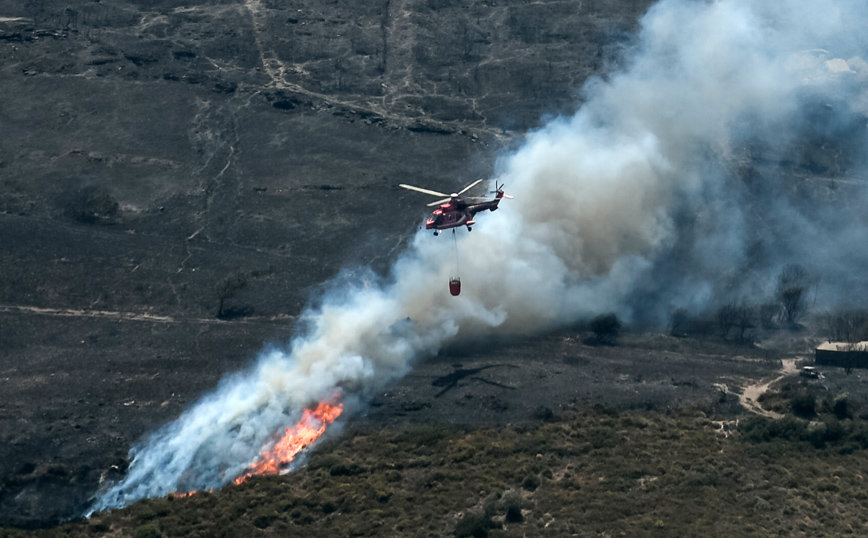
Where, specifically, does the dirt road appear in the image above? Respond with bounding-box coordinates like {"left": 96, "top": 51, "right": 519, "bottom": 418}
{"left": 0, "top": 303, "right": 296, "bottom": 325}
{"left": 739, "top": 358, "right": 798, "bottom": 419}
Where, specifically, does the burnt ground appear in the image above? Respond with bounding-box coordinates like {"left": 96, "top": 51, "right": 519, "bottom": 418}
{"left": 0, "top": 0, "right": 657, "bottom": 527}
{"left": 363, "top": 332, "right": 785, "bottom": 429}
{"left": 0, "top": 0, "right": 853, "bottom": 530}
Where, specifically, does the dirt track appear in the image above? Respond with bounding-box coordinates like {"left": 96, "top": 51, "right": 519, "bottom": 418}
{"left": 738, "top": 358, "right": 798, "bottom": 419}
{"left": 0, "top": 303, "right": 297, "bottom": 325}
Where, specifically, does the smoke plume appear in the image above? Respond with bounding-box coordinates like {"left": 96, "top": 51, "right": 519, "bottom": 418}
{"left": 92, "top": 0, "right": 868, "bottom": 510}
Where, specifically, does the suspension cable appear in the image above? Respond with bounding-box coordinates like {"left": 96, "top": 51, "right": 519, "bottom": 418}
{"left": 452, "top": 228, "right": 460, "bottom": 279}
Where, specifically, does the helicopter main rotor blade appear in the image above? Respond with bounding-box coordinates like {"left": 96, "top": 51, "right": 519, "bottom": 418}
{"left": 427, "top": 197, "right": 452, "bottom": 207}
{"left": 456, "top": 178, "right": 484, "bottom": 196}
{"left": 399, "top": 184, "right": 450, "bottom": 197}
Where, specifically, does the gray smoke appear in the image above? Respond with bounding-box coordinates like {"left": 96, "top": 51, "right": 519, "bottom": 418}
{"left": 92, "top": 0, "right": 868, "bottom": 511}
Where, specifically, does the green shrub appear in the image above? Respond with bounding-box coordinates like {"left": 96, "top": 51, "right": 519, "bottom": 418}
{"left": 136, "top": 510, "right": 157, "bottom": 524}
{"left": 252, "top": 514, "right": 276, "bottom": 529}
{"left": 521, "top": 474, "right": 540, "bottom": 492}
{"left": 850, "top": 424, "right": 868, "bottom": 448}
{"left": 499, "top": 489, "right": 524, "bottom": 523}
{"left": 89, "top": 521, "right": 110, "bottom": 533}
{"left": 134, "top": 526, "right": 161, "bottom": 538}
{"left": 739, "top": 415, "right": 808, "bottom": 443}
{"left": 397, "top": 424, "right": 451, "bottom": 446}
{"left": 454, "top": 510, "right": 492, "bottom": 538}
{"left": 481, "top": 492, "right": 499, "bottom": 518}
{"left": 791, "top": 391, "right": 816, "bottom": 417}
{"left": 310, "top": 453, "right": 345, "bottom": 471}
{"left": 330, "top": 461, "right": 361, "bottom": 476}
{"left": 833, "top": 394, "right": 852, "bottom": 419}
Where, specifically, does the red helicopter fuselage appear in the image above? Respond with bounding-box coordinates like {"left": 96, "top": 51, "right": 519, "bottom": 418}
{"left": 426, "top": 190, "right": 508, "bottom": 233}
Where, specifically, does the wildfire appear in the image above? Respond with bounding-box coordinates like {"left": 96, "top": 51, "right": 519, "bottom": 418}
{"left": 234, "top": 400, "right": 344, "bottom": 485}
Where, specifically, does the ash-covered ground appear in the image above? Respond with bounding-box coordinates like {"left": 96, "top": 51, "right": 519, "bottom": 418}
{"left": 1, "top": 0, "right": 866, "bottom": 529}
{"left": 363, "top": 332, "right": 782, "bottom": 428}
{"left": 0, "top": 0, "right": 654, "bottom": 527}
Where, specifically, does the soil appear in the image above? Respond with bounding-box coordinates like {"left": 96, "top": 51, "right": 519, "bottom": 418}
{"left": 363, "top": 332, "right": 786, "bottom": 428}
{"left": 738, "top": 358, "right": 797, "bottom": 419}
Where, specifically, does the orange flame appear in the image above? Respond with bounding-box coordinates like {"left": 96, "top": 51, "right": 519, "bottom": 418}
{"left": 234, "top": 400, "right": 343, "bottom": 485}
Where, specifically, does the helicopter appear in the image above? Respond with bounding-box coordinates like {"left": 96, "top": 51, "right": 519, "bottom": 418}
{"left": 399, "top": 179, "right": 512, "bottom": 235}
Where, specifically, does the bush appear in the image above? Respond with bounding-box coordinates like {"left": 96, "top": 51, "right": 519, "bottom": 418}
{"left": 832, "top": 394, "right": 852, "bottom": 419}
{"left": 590, "top": 313, "right": 622, "bottom": 344}
{"left": 791, "top": 391, "right": 816, "bottom": 417}
{"left": 739, "top": 415, "right": 809, "bottom": 444}
{"left": 134, "top": 526, "right": 162, "bottom": 538}
{"left": 499, "top": 489, "right": 524, "bottom": 523}
{"left": 454, "top": 510, "right": 492, "bottom": 538}
{"left": 521, "top": 474, "right": 540, "bottom": 491}
{"left": 253, "top": 513, "right": 276, "bottom": 529}
{"left": 717, "top": 304, "right": 737, "bottom": 338}
{"left": 310, "top": 452, "right": 346, "bottom": 471}
{"left": 396, "top": 424, "right": 450, "bottom": 446}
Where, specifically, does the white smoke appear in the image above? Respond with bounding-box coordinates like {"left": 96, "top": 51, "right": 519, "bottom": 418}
{"left": 92, "top": 0, "right": 868, "bottom": 511}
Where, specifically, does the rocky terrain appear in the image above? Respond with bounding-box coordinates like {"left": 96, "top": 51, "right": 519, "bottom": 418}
{"left": 0, "top": 0, "right": 661, "bottom": 528}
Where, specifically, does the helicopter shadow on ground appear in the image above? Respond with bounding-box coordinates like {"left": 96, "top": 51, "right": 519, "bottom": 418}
{"left": 431, "top": 364, "right": 520, "bottom": 398}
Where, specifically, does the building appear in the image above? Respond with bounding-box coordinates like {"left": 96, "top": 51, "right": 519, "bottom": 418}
{"left": 815, "top": 341, "right": 868, "bottom": 369}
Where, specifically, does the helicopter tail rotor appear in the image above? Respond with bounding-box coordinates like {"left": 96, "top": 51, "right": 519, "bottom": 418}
{"left": 491, "top": 180, "right": 513, "bottom": 199}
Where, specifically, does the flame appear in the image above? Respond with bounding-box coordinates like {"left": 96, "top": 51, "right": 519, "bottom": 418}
{"left": 172, "top": 491, "right": 197, "bottom": 498}
{"left": 234, "top": 400, "right": 344, "bottom": 485}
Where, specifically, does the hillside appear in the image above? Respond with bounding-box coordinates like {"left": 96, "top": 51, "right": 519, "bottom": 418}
{"left": 3, "top": 0, "right": 868, "bottom": 532}
{"left": 0, "top": 0, "right": 655, "bottom": 527}
{"left": 9, "top": 390, "right": 868, "bottom": 537}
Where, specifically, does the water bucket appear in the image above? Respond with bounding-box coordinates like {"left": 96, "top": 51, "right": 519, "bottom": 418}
{"left": 449, "top": 278, "right": 461, "bottom": 296}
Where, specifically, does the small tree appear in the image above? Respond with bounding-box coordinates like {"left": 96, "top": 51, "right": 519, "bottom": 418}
{"left": 590, "top": 313, "right": 622, "bottom": 345}
{"left": 776, "top": 264, "right": 807, "bottom": 297}
{"left": 716, "top": 304, "right": 738, "bottom": 339}
{"left": 776, "top": 264, "right": 810, "bottom": 327}
{"left": 781, "top": 286, "right": 805, "bottom": 326}
{"left": 733, "top": 302, "right": 756, "bottom": 342}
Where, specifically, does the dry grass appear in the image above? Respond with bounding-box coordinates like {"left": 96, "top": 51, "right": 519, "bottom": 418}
{"left": 6, "top": 401, "right": 868, "bottom": 537}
